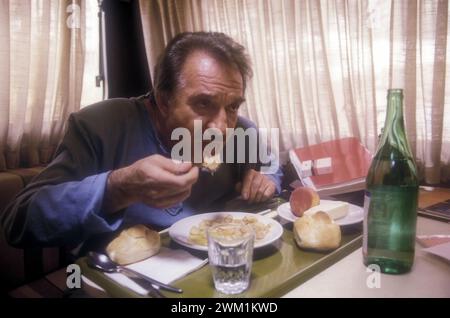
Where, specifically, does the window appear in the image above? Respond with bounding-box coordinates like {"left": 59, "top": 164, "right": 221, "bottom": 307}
{"left": 80, "top": 0, "right": 103, "bottom": 108}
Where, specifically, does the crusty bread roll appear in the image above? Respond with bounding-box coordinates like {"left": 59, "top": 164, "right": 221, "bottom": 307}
{"left": 293, "top": 211, "right": 341, "bottom": 251}
{"left": 106, "top": 225, "right": 161, "bottom": 265}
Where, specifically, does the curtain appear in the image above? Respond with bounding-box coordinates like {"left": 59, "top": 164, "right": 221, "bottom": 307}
{"left": 140, "top": 0, "right": 449, "bottom": 184}
{"left": 0, "top": 0, "right": 86, "bottom": 170}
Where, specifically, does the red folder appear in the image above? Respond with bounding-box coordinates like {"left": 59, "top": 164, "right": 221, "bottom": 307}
{"left": 289, "top": 137, "right": 373, "bottom": 194}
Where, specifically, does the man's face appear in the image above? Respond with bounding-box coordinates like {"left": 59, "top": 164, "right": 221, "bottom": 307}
{"left": 163, "top": 51, "right": 245, "bottom": 153}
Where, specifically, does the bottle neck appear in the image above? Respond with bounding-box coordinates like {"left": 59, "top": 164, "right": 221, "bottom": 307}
{"left": 384, "top": 91, "right": 405, "bottom": 136}
{"left": 377, "top": 90, "right": 413, "bottom": 159}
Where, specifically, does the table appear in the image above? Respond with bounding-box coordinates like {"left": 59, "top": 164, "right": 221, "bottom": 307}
{"left": 76, "top": 220, "right": 362, "bottom": 298}
{"left": 284, "top": 187, "right": 450, "bottom": 298}
{"left": 9, "top": 188, "right": 450, "bottom": 298}
{"left": 283, "top": 216, "right": 450, "bottom": 298}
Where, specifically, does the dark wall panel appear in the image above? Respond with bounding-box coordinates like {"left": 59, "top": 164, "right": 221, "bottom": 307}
{"left": 102, "top": 0, "right": 151, "bottom": 98}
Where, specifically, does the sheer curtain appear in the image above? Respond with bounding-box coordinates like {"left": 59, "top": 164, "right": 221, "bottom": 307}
{"left": 0, "top": 0, "right": 86, "bottom": 170}
{"left": 139, "top": 0, "right": 449, "bottom": 184}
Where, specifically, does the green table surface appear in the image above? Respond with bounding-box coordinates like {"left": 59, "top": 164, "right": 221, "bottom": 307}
{"left": 77, "top": 214, "right": 362, "bottom": 298}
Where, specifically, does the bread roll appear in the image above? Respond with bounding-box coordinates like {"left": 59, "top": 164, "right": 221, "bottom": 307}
{"left": 106, "top": 225, "right": 161, "bottom": 265}
{"left": 293, "top": 211, "right": 341, "bottom": 251}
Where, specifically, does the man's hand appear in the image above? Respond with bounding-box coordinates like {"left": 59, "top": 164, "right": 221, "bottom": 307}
{"left": 104, "top": 154, "right": 199, "bottom": 213}
{"left": 238, "top": 169, "right": 276, "bottom": 203}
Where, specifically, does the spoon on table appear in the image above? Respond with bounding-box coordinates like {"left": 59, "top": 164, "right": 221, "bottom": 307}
{"left": 87, "top": 252, "right": 183, "bottom": 294}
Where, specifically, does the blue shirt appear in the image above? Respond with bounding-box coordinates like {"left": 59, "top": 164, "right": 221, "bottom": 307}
{"left": 1, "top": 95, "right": 282, "bottom": 248}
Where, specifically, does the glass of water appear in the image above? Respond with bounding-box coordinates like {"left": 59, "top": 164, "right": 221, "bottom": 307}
{"left": 207, "top": 223, "right": 255, "bottom": 294}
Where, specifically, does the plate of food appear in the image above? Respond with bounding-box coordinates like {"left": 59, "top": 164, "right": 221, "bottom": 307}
{"left": 277, "top": 187, "right": 364, "bottom": 226}
{"left": 168, "top": 212, "right": 284, "bottom": 251}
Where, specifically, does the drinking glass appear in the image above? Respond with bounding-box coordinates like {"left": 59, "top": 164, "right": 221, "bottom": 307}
{"left": 207, "top": 223, "right": 254, "bottom": 294}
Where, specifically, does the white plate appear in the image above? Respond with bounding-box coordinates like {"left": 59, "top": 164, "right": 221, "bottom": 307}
{"left": 168, "top": 212, "right": 284, "bottom": 251}
{"left": 277, "top": 200, "right": 364, "bottom": 226}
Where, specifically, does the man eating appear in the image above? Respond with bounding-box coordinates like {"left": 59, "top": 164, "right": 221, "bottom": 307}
{"left": 1, "top": 32, "right": 282, "bottom": 250}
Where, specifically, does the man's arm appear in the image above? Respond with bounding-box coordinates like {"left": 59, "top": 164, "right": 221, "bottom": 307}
{"left": 1, "top": 113, "right": 199, "bottom": 248}
{"left": 0, "top": 114, "right": 123, "bottom": 247}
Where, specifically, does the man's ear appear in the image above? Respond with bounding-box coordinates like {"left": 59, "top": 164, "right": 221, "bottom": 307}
{"left": 155, "top": 92, "right": 170, "bottom": 117}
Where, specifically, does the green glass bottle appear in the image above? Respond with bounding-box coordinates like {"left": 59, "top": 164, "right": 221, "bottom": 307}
{"left": 363, "top": 89, "right": 419, "bottom": 274}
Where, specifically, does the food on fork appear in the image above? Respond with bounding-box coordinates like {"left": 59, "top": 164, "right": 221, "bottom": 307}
{"left": 289, "top": 187, "right": 320, "bottom": 217}
{"left": 106, "top": 225, "right": 161, "bottom": 265}
{"left": 198, "top": 153, "right": 222, "bottom": 173}
{"left": 188, "top": 214, "right": 271, "bottom": 246}
{"left": 293, "top": 212, "right": 341, "bottom": 251}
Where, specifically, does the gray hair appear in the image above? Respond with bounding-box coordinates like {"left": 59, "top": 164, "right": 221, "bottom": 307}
{"left": 152, "top": 32, "right": 252, "bottom": 102}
